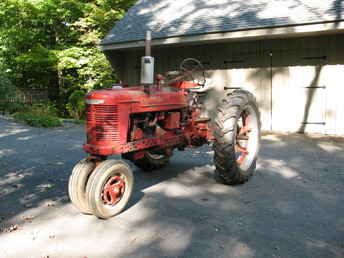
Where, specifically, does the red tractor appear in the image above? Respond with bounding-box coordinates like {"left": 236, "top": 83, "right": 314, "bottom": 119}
{"left": 68, "top": 32, "right": 261, "bottom": 219}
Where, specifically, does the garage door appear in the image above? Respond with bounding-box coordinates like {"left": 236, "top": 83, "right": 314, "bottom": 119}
{"left": 264, "top": 36, "right": 336, "bottom": 134}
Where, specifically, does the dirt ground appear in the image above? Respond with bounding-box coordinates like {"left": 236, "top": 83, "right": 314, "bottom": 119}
{"left": 0, "top": 116, "right": 344, "bottom": 258}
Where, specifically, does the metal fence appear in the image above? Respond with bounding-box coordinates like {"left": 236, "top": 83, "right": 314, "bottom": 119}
{"left": 10, "top": 89, "right": 49, "bottom": 104}
{"left": 0, "top": 89, "right": 49, "bottom": 113}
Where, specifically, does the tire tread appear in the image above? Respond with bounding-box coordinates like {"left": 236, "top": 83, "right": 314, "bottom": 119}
{"left": 212, "top": 89, "right": 261, "bottom": 185}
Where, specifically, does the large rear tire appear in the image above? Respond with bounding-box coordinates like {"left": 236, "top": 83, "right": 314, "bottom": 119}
{"left": 134, "top": 151, "right": 170, "bottom": 172}
{"left": 212, "top": 90, "right": 261, "bottom": 185}
{"left": 86, "top": 160, "right": 134, "bottom": 219}
{"left": 68, "top": 159, "right": 96, "bottom": 214}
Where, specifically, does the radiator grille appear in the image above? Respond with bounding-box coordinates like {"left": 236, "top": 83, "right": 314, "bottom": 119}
{"left": 87, "top": 105, "right": 118, "bottom": 113}
{"left": 95, "top": 114, "right": 118, "bottom": 123}
{"left": 87, "top": 105, "right": 120, "bottom": 142}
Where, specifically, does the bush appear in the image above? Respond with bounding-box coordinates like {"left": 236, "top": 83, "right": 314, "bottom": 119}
{"left": 12, "top": 103, "right": 62, "bottom": 127}
{"left": 29, "top": 103, "right": 59, "bottom": 116}
{"left": 0, "top": 102, "right": 26, "bottom": 114}
{"left": 66, "top": 90, "right": 86, "bottom": 120}
{"left": 12, "top": 112, "right": 62, "bottom": 127}
{"left": 0, "top": 71, "right": 16, "bottom": 100}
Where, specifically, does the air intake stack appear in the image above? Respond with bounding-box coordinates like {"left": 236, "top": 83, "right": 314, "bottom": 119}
{"left": 140, "top": 31, "right": 154, "bottom": 86}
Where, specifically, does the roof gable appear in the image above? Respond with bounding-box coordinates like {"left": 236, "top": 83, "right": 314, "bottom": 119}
{"left": 101, "top": 0, "right": 344, "bottom": 45}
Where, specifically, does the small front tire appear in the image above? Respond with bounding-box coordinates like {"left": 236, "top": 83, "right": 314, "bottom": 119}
{"left": 86, "top": 160, "right": 134, "bottom": 219}
{"left": 68, "top": 159, "right": 96, "bottom": 214}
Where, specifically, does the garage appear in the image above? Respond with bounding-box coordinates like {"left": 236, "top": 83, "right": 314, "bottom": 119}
{"left": 100, "top": 0, "right": 344, "bottom": 135}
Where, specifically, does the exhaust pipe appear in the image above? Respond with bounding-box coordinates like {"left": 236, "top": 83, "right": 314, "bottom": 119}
{"left": 145, "top": 30, "right": 151, "bottom": 56}
{"left": 141, "top": 31, "right": 154, "bottom": 85}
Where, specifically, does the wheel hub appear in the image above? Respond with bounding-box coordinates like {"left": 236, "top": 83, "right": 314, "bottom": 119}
{"left": 102, "top": 176, "right": 125, "bottom": 205}
{"left": 236, "top": 113, "right": 251, "bottom": 165}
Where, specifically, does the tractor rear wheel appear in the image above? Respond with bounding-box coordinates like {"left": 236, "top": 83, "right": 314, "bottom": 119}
{"left": 86, "top": 160, "right": 134, "bottom": 219}
{"left": 68, "top": 159, "right": 96, "bottom": 214}
{"left": 212, "top": 89, "right": 261, "bottom": 185}
{"left": 134, "top": 151, "right": 170, "bottom": 172}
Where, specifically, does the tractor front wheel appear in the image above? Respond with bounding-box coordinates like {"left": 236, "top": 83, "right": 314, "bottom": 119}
{"left": 212, "top": 90, "right": 261, "bottom": 185}
{"left": 68, "top": 159, "right": 96, "bottom": 214}
{"left": 86, "top": 160, "right": 134, "bottom": 219}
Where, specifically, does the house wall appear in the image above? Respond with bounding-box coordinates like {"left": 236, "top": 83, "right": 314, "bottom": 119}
{"left": 105, "top": 33, "right": 344, "bottom": 135}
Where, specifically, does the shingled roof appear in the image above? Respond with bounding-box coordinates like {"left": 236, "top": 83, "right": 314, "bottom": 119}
{"left": 101, "top": 0, "right": 344, "bottom": 46}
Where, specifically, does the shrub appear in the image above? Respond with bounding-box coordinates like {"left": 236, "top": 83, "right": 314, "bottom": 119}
{"left": 66, "top": 90, "right": 86, "bottom": 120}
{"left": 12, "top": 102, "right": 62, "bottom": 127}
{"left": 0, "top": 102, "right": 26, "bottom": 114}
{"left": 8, "top": 103, "right": 26, "bottom": 113}
{"left": 29, "top": 103, "right": 59, "bottom": 116}
{"left": 12, "top": 112, "right": 62, "bottom": 127}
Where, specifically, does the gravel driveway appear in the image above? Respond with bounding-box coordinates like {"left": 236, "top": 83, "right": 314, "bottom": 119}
{"left": 0, "top": 117, "right": 343, "bottom": 258}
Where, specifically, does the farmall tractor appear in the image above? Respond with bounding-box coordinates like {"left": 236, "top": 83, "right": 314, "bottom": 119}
{"left": 68, "top": 32, "right": 261, "bottom": 219}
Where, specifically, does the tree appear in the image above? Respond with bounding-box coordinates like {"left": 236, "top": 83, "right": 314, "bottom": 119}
{"left": 0, "top": 0, "right": 136, "bottom": 111}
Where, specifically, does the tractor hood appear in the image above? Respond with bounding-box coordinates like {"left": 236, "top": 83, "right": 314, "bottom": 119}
{"left": 85, "top": 86, "right": 187, "bottom": 112}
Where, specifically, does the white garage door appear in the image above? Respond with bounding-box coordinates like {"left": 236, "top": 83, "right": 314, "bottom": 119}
{"left": 264, "top": 35, "right": 344, "bottom": 134}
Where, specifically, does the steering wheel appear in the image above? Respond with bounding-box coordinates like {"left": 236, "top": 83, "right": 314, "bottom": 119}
{"left": 179, "top": 58, "right": 206, "bottom": 86}
{"left": 180, "top": 58, "right": 203, "bottom": 72}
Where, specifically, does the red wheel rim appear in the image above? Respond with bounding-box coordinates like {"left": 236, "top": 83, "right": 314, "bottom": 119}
{"left": 236, "top": 112, "right": 251, "bottom": 165}
{"left": 102, "top": 176, "right": 126, "bottom": 205}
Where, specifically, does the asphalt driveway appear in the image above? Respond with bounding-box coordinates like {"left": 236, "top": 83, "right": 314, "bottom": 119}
{"left": 0, "top": 116, "right": 343, "bottom": 258}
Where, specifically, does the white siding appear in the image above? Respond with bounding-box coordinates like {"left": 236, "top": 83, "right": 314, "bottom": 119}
{"left": 113, "top": 33, "right": 344, "bottom": 135}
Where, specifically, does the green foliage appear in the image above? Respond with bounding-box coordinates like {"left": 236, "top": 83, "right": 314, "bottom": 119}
{"left": 12, "top": 103, "right": 62, "bottom": 127}
{"left": 13, "top": 112, "right": 62, "bottom": 127}
{"left": 0, "top": 0, "right": 136, "bottom": 113}
{"left": 62, "top": 118, "right": 85, "bottom": 124}
{"left": 0, "top": 68, "right": 23, "bottom": 113}
{"left": 29, "top": 103, "right": 59, "bottom": 116}
{"left": 0, "top": 69, "right": 16, "bottom": 100}
{"left": 15, "top": 45, "right": 58, "bottom": 71}
{"left": 0, "top": 102, "right": 26, "bottom": 114}
{"left": 66, "top": 90, "right": 85, "bottom": 120}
